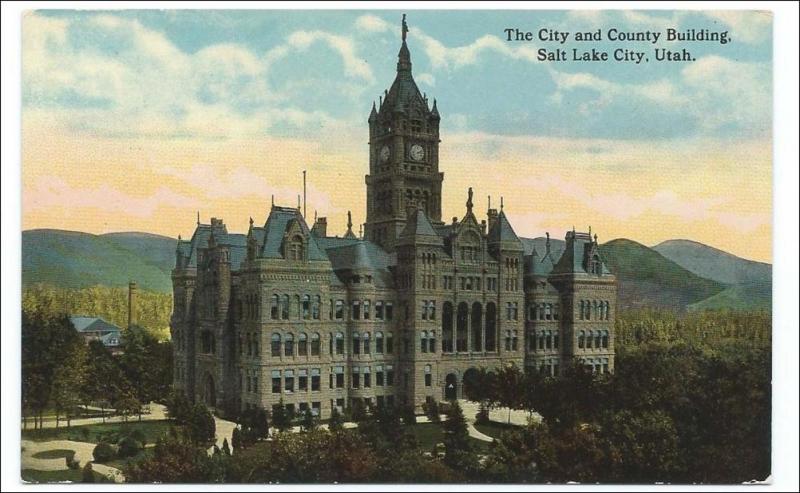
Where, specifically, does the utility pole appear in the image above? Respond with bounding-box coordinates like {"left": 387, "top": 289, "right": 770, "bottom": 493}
{"left": 303, "top": 170, "right": 307, "bottom": 219}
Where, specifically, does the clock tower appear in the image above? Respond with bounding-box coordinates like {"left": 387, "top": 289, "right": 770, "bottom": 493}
{"left": 365, "top": 14, "right": 443, "bottom": 252}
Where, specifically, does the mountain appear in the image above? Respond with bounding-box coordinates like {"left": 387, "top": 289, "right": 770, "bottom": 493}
{"left": 653, "top": 239, "right": 772, "bottom": 312}
{"left": 598, "top": 239, "right": 726, "bottom": 311}
{"left": 22, "top": 229, "right": 176, "bottom": 293}
{"left": 653, "top": 239, "right": 771, "bottom": 286}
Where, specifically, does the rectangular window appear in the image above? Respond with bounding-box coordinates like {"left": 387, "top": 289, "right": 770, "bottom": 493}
{"left": 335, "top": 300, "right": 344, "bottom": 319}
{"left": 364, "top": 371, "right": 371, "bottom": 388}
{"left": 363, "top": 300, "right": 371, "bottom": 320}
{"left": 312, "top": 401, "right": 321, "bottom": 416}
{"left": 298, "top": 338, "right": 307, "bottom": 356}
{"left": 272, "top": 370, "right": 281, "bottom": 393}
{"left": 299, "top": 370, "right": 308, "bottom": 392}
{"left": 352, "top": 301, "right": 361, "bottom": 320}
{"left": 425, "top": 373, "right": 432, "bottom": 387}
{"left": 336, "top": 336, "right": 344, "bottom": 355}
{"left": 299, "top": 402, "right": 309, "bottom": 414}
{"left": 421, "top": 300, "right": 428, "bottom": 320}
{"left": 376, "top": 366, "right": 384, "bottom": 386}
{"left": 386, "top": 334, "right": 394, "bottom": 354}
{"left": 376, "top": 301, "right": 384, "bottom": 320}
{"left": 385, "top": 302, "right": 394, "bottom": 320}
{"left": 352, "top": 369, "right": 360, "bottom": 389}
{"left": 285, "top": 370, "right": 295, "bottom": 393}
{"left": 352, "top": 336, "right": 360, "bottom": 355}
{"left": 311, "top": 369, "right": 321, "bottom": 391}
{"left": 386, "top": 366, "right": 394, "bottom": 386}
{"left": 335, "top": 367, "right": 344, "bottom": 388}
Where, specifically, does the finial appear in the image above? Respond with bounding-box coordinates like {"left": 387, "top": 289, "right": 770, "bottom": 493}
{"left": 347, "top": 210, "right": 353, "bottom": 230}
{"left": 488, "top": 195, "right": 491, "bottom": 210}
{"left": 297, "top": 194, "right": 301, "bottom": 211}
{"left": 589, "top": 225, "right": 592, "bottom": 236}
{"left": 594, "top": 233, "right": 598, "bottom": 243}
{"left": 314, "top": 209, "right": 318, "bottom": 222}
{"left": 249, "top": 216, "right": 254, "bottom": 226}
{"left": 359, "top": 224, "right": 363, "bottom": 239}
{"left": 197, "top": 211, "right": 200, "bottom": 225}
{"left": 271, "top": 194, "right": 274, "bottom": 207}
{"left": 546, "top": 231, "right": 550, "bottom": 241}
{"left": 500, "top": 196, "right": 504, "bottom": 211}
{"left": 178, "top": 234, "right": 182, "bottom": 241}
{"left": 402, "top": 13, "right": 408, "bottom": 42}
{"left": 466, "top": 187, "right": 474, "bottom": 212}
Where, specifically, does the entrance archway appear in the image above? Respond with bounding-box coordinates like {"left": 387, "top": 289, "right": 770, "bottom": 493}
{"left": 204, "top": 373, "right": 216, "bottom": 408}
{"left": 444, "top": 373, "right": 458, "bottom": 400}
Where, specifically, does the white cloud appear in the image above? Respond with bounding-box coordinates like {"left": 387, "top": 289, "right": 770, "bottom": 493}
{"left": 285, "top": 31, "right": 374, "bottom": 83}
{"left": 412, "top": 29, "right": 539, "bottom": 70}
{"left": 416, "top": 72, "right": 436, "bottom": 87}
{"left": 703, "top": 11, "right": 771, "bottom": 44}
{"left": 355, "top": 14, "right": 391, "bottom": 33}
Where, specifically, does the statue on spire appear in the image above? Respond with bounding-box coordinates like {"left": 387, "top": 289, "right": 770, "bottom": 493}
{"left": 466, "top": 187, "right": 474, "bottom": 213}
{"left": 402, "top": 14, "right": 408, "bottom": 42}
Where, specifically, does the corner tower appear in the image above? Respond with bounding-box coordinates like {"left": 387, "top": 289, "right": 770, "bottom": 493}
{"left": 365, "top": 14, "right": 443, "bottom": 252}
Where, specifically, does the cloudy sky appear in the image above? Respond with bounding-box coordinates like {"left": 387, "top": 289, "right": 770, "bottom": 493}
{"left": 22, "top": 9, "right": 772, "bottom": 261}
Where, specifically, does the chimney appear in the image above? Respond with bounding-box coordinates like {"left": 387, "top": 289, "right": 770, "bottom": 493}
{"left": 487, "top": 208, "right": 499, "bottom": 232}
{"left": 128, "top": 281, "right": 138, "bottom": 328}
{"left": 312, "top": 217, "right": 328, "bottom": 237}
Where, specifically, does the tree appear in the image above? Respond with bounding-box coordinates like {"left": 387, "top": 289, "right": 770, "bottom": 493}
{"left": 231, "top": 427, "right": 242, "bottom": 450}
{"left": 329, "top": 406, "right": 344, "bottom": 432}
{"left": 221, "top": 438, "right": 231, "bottom": 456}
{"left": 124, "top": 431, "right": 225, "bottom": 483}
{"left": 301, "top": 408, "right": 318, "bottom": 432}
{"left": 165, "top": 390, "right": 193, "bottom": 424}
{"left": 423, "top": 399, "right": 441, "bottom": 423}
{"left": 82, "top": 462, "right": 95, "bottom": 483}
{"left": 188, "top": 403, "right": 216, "bottom": 444}
{"left": 51, "top": 337, "right": 88, "bottom": 427}
{"left": 494, "top": 363, "right": 524, "bottom": 424}
{"left": 272, "top": 400, "right": 291, "bottom": 432}
{"left": 442, "top": 400, "right": 475, "bottom": 472}
{"left": 83, "top": 341, "right": 129, "bottom": 423}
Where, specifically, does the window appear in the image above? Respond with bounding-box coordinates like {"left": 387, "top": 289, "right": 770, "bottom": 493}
{"left": 386, "top": 333, "right": 394, "bottom": 354}
{"left": 420, "top": 331, "right": 428, "bottom": 353}
{"left": 375, "top": 332, "right": 384, "bottom": 353}
{"left": 364, "top": 367, "right": 371, "bottom": 388}
{"left": 512, "top": 330, "right": 519, "bottom": 350}
{"left": 289, "top": 236, "right": 304, "bottom": 261}
{"left": 554, "top": 303, "right": 560, "bottom": 320}
{"left": 271, "top": 294, "right": 279, "bottom": 320}
{"left": 352, "top": 367, "right": 360, "bottom": 389}
{"left": 352, "top": 301, "right": 361, "bottom": 320}
{"left": 376, "top": 301, "right": 384, "bottom": 320}
{"left": 302, "top": 295, "right": 310, "bottom": 319}
{"left": 335, "top": 332, "right": 345, "bottom": 355}
{"left": 531, "top": 304, "right": 538, "bottom": 321}
{"left": 272, "top": 370, "right": 281, "bottom": 393}
{"left": 335, "top": 367, "right": 344, "bottom": 388}
{"left": 312, "top": 401, "right": 321, "bottom": 416}
{"left": 505, "top": 330, "right": 512, "bottom": 351}
{"left": 376, "top": 366, "right": 384, "bottom": 386}
{"left": 605, "top": 301, "right": 611, "bottom": 320}
{"left": 386, "top": 366, "right": 394, "bottom": 386}
{"left": 311, "top": 333, "right": 320, "bottom": 356}
{"left": 363, "top": 332, "right": 371, "bottom": 354}
{"left": 554, "top": 331, "right": 560, "bottom": 349}
{"left": 298, "top": 332, "right": 308, "bottom": 356}
{"left": 545, "top": 304, "right": 553, "bottom": 320}
{"left": 385, "top": 302, "right": 394, "bottom": 320}
{"left": 538, "top": 331, "right": 545, "bottom": 350}
{"left": 285, "top": 333, "right": 294, "bottom": 356}
{"left": 578, "top": 331, "right": 586, "bottom": 349}
{"left": 363, "top": 300, "right": 371, "bottom": 320}
{"left": 602, "top": 330, "right": 609, "bottom": 349}
{"left": 271, "top": 333, "right": 281, "bottom": 357}
{"left": 313, "top": 296, "right": 321, "bottom": 320}
{"left": 579, "top": 300, "right": 585, "bottom": 320}
{"left": 352, "top": 332, "right": 361, "bottom": 355}
{"left": 335, "top": 300, "right": 344, "bottom": 319}
{"left": 282, "top": 294, "right": 290, "bottom": 320}
{"left": 424, "top": 365, "right": 432, "bottom": 387}
{"left": 311, "top": 368, "right": 321, "bottom": 391}
{"left": 285, "top": 370, "right": 294, "bottom": 392}
{"left": 429, "top": 332, "right": 436, "bottom": 353}
{"left": 587, "top": 330, "right": 594, "bottom": 349}
{"left": 546, "top": 331, "right": 552, "bottom": 350}
{"left": 595, "top": 331, "right": 602, "bottom": 349}
{"left": 298, "top": 369, "right": 308, "bottom": 391}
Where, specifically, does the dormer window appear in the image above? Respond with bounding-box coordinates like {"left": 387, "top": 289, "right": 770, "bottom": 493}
{"left": 590, "top": 255, "right": 601, "bottom": 275}
{"left": 288, "top": 235, "right": 304, "bottom": 261}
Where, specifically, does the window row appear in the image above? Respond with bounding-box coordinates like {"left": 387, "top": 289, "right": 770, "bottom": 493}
{"left": 267, "top": 294, "right": 322, "bottom": 321}
{"left": 536, "top": 359, "right": 560, "bottom": 377}
{"left": 579, "top": 300, "right": 611, "bottom": 320}
{"left": 267, "top": 368, "right": 323, "bottom": 393}
{"left": 504, "top": 330, "right": 520, "bottom": 351}
{"left": 530, "top": 330, "right": 560, "bottom": 351}
{"left": 265, "top": 331, "right": 395, "bottom": 357}
{"left": 505, "top": 277, "right": 520, "bottom": 292}
{"left": 419, "top": 331, "right": 437, "bottom": 353}
{"left": 441, "top": 301, "right": 497, "bottom": 353}
{"left": 421, "top": 300, "right": 437, "bottom": 320}
{"left": 529, "top": 303, "right": 560, "bottom": 321}
{"left": 331, "top": 300, "right": 394, "bottom": 321}
{"left": 582, "top": 357, "right": 610, "bottom": 374}
{"left": 577, "top": 330, "right": 610, "bottom": 349}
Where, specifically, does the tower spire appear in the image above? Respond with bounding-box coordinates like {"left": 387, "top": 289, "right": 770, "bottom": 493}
{"left": 397, "top": 14, "right": 411, "bottom": 72}
{"left": 402, "top": 13, "right": 408, "bottom": 42}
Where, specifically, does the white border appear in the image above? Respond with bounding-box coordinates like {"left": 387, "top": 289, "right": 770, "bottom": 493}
{"left": 2, "top": 2, "right": 797, "bottom": 492}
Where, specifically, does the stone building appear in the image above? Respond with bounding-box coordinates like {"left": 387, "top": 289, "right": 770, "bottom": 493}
{"left": 171, "top": 17, "right": 616, "bottom": 419}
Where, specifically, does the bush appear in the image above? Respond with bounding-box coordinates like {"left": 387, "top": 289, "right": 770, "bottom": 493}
{"left": 65, "top": 451, "right": 80, "bottom": 470}
{"left": 117, "top": 436, "right": 143, "bottom": 458}
{"left": 128, "top": 428, "right": 147, "bottom": 447}
{"left": 93, "top": 442, "right": 116, "bottom": 463}
{"left": 424, "top": 399, "right": 441, "bottom": 423}
{"left": 401, "top": 405, "right": 417, "bottom": 426}
{"left": 475, "top": 402, "right": 490, "bottom": 425}
{"left": 82, "top": 462, "right": 95, "bottom": 483}
{"left": 165, "top": 391, "right": 193, "bottom": 424}
{"left": 187, "top": 403, "right": 216, "bottom": 444}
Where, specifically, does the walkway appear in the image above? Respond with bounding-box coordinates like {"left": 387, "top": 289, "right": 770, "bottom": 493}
{"left": 21, "top": 439, "right": 125, "bottom": 483}
{"left": 23, "top": 403, "right": 169, "bottom": 430}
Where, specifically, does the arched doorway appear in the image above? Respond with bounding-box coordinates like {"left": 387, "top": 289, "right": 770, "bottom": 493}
{"left": 462, "top": 368, "right": 480, "bottom": 401}
{"left": 444, "top": 373, "right": 458, "bottom": 400}
{"left": 204, "top": 373, "right": 216, "bottom": 408}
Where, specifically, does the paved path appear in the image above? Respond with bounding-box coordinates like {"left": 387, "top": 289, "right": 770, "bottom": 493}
{"left": 21, "top": 439, "right": 124, "bottom": 483}
{"left": 459, "top": 399, "right": 541, "bottom": 427}
{"left": 23, "top": 404, "right": 169, "bottom": 430}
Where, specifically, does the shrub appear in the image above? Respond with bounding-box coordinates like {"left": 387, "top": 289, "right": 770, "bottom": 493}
{"left": 65, "top": 451, "right": 80, "bottom": 470}
{"left": 401, "top": 405, "right": 417, "bottom": 426}
{"left": 187, "top": 403, "right": 216, "bottom": 444}
{"left": 424, "top": 399, "right": 441, "bottom": 423}
{"left": 475, "top": 402, "right": 490, "bottom": 425}
{"left": 117, "top": 436, "right": 143, "bottom": 458}
{"left": 82, "top": 462, "right": 95, "bottom": 483}
{"left": 128, "top": 428, "right": 147, "bottom": 447}
{"left": 93, "top": 442, "right": 116, "bottom": 463}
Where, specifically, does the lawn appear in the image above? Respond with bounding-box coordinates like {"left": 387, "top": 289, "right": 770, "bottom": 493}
{"left": 21, "top": 420, "right": 175, "bottom": 445}
{"left": 31, "top": 449, "right": 75, "bottom": 460}
{"left": 473, "top": 421, "right": 521, "bottom": 441}
{"left": 21, "top": 468, "right": 111, "bottom": 483}
{"left": 102, "top": 447, "right": 155, "bottom": 471}
{"left": 409, "top": 422, "right": 491, "bottom": 453}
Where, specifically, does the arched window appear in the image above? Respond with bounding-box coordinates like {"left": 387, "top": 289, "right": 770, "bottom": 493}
{"left": 578, "top": 330, "right": 586, "bottom": 349}
{"left": 298, "top": 332, "right": 308, "bottom": 356}
{"left": 602, "top": 330, "right": 609, "bottom": 349}
{"left": 311, "top": 332, "right": 321, "bottom": 356}
{"left": 471, "top": 302, "right": 483, "bottom": 352}
{"left": 605, "top": 301, "right": 611, "bottom": 320}
{"left": 595, "top": 330, "right": 602, "bottom": 349}
{"left": 281, "top": 294, "right": 290, "bottom": 320}
{"left": 313, "top": 295, "right": 321, "bottom": 320}
{"left": 485, "top": 302, "right": 497, "bottom": 352}
{"left": 456, "top": 302, "right": 469, "bottom": 352}
{"left": 302, "top": 295, "right": 311, "bottom": 319}
{"left": 586, "top": 330, "right": 594, "bottom": 349}
{"left": 363, "top": 332, "right": 371, "bottom": 354}
{"left": 420, "top": 331, "right": 428, "bottom": 353}
{"left": 284, "top": 333, "right": 294, "bottom": 356}
{"left": 271, "top": 294, "right": 279, "bottom": 320}
{"left": 271, "top": 333, "right": 281, "bottom": 357}
{"left": 352, "top": 332, "right": 361, "bottom": 355}
{"left": 375, "top": 331, "right": 384, "bottom": 353}
{"left": 442, "top": 302, "right": 454, "bottom": 353}
{"left": 335, "top": 332, "right": 345, "bottom": 355}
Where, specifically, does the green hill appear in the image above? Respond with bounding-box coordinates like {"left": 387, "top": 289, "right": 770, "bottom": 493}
{"left": 22, "top": 229, "right": 176, "bottom": 293}
{"left": 653, "top": 239, "right": 771, "bottom": 286}
{"left": 599, "top": 239, "right": 726, "bottom": 311}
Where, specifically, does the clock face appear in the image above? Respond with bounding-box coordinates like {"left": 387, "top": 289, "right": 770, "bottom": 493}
{"left": 379, "top": 145, "right": 391, "bottom": 163}
{"left": 410, "top": 144, "right": 425, "bottom": 161}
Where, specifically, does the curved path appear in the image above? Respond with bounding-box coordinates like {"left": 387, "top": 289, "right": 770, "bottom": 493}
{"left": 21, "top": 439, "right": 125, "bottom": 483}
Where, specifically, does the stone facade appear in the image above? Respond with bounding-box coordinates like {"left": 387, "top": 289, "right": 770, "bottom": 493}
{"left": 171, "top": 19, "right": 617, "bottom": 419}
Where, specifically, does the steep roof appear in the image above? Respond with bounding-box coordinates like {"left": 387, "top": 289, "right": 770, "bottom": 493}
{"left": 325, "top": 240, "right": 396, "bottom": 288}
{"left": 551, "top": 231, "right": 612, "bottom": 276}
{"left": 70, "top": 316, "right": 121, "bottom": 334}
{"left": 398, "top": 208, "right": 442, "bottom": 247}
{"left": 259, "top": 206, "right": 327, "bottom": 261}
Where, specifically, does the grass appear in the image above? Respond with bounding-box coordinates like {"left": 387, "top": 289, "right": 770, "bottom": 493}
{"left": 21, "top": 468, "right": 111, "bottom": 483}
{"left": 31, "top": 449, "right": 75, "bottom": 460}
{"left": 102, "top": 447, "right": 155, "bottom": 471}
{"left": 21, "top": 420, "right": 175, "bottom": 445}
{"left": 473, "top": 421, "right": 520, "bottom": 440}
{"left": 409, "top": 422, "right": 491, "bottom": 453}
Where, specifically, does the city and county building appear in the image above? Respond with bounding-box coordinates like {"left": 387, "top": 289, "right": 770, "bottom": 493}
{"left": 171, "top": 19, "right": 617, "bottom": 419}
